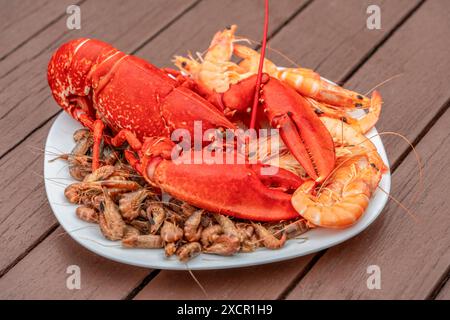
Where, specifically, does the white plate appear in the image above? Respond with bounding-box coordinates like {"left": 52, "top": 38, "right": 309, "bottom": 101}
{"left": 44, "top": 111, "right": 391, "bottom": 271}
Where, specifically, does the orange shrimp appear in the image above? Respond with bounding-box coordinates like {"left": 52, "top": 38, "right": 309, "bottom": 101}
{"left": 233, "top": 43, "right": 372, "bottom": 110}
{"left": 307, "top": 91, "right": 382, "bottom": 134}
{"left": 173, "top": 25, "right": 249, "bottom": 93}
{"left": 319, "top": 116, "right": 387, "bottom": 174}
{"left": 291, "top": 156, "right": 376, "bottom": 228}
{"left": 291, "top": 116, "right": 388, "bottom": 228}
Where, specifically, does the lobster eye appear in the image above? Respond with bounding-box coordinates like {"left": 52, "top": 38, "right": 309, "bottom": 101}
{"left": 181, "top": 61, "right": 187, "bottom": 68}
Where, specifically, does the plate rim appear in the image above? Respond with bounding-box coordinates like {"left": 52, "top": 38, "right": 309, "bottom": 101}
{"left": 44, "top": 91, "right": 391, "bottom": 271}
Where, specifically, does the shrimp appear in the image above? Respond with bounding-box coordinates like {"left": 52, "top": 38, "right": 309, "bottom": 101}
{"left": 290, "top": 116, "right": 387, "bottom": 228}
{"left": 122, "top": 234, "right": 164, "bottom": 249}
{"left": 181, "top": 202, "right": 196, "bottom": 217}
{"left": 173, "top": 25, "right": 249, "bottom": 93}
{"left": 233, "top": 43, "right": 373, "bottom": 110}
{"left": 213, "top": 214, "right": 239, "bottom": 239}
{"left": 184, "top": 210, "right": 203, "bottom": 242}
{"left": 236, "top": 223, "right": 254, "bottom": 242}
{"left": 119, "top": 189, "right": 148, "bottom": 221}
{"left": 75, "top": 205, "right": 99, "bottom": 223}
{"left": 123, "top": 225, "right": 141, "bottom": 238}
{"left": 252, "top": 223, "right": 287, "bottom": 249}
{"left": 319, "top": 116, "right": 387, "bottom": 176}
{"left": 160, "top": 221, "right": 183, "bottom": 243}
{"left": 164, "top": 242, "right": 178, "bottom": 257}
{"left": 147, "top": 203, "right": 166, "bottom": 234}
{"left": 73, "top": 128, "right": 91, "bottom": 142}
{"left": 200, "top": 225, "right": 222, "bottom": 247}
{"left": 83, "top": 165, "right": 115, "bottom": 182}
{"left": 308, "top": 92, "right": 382, "bottom": 134}
{"left": 130, "top": 219, "right": 151, "bottom": 234}
{"left": 204, "top": 234, "right": 240, "bottom": 256}
{"left": 284, "top": 219, "right": 309, "bottom": 239}
{"left": 98, "top": 190, "right": 126, "bottom": 240}
{"left": 54, "top": 131, "right": 93, "bottom": 180}
{"left": 176, "top": 242, "right": 202, "bottom": 262}
{"left": 291, "top": 155, "right": 377, "bottom": 228}
{"left": 236, "top": 223, "right": 257, "bottom": 252}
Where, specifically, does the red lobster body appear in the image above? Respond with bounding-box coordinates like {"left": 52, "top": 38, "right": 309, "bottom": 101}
{"left": 48, "top": 38, "right": 335, "bottom": 222}
{"left": 48, "top": 39, "right": 234, "bottom": 140}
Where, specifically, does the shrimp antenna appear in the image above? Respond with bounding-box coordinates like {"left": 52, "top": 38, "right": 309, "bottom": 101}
{"left": 186, "top": 267, "right": 209, "bottom": 298}
{"left": 364, "top": 74, "right": 403, "bottom": 96}
{"left": 238, "top": 37, "right": 301, "bottom": 68}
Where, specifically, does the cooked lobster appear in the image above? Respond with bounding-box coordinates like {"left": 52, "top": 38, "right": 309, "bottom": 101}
{"left": 47, "top": 37, "right": 335, "bottom": 222}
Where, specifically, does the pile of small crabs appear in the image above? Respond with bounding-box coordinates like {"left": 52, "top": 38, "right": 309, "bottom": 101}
{"left": 57, "top": 25, "right": 387, "bottom": 262}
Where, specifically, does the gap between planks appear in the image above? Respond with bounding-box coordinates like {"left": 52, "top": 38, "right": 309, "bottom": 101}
{"left": 130, "top": 0, "right": 449, "bottom": 299}
{"left": 0, "top": 0, "right": 203, "bottom": 163}
{"left": 126, "top": 0, "right": 433, "bottom": 299}
{"left": 0, "top": 0, "right": 312, "bottom": 284}
{"left": 274, "top": 0, "right": 435, "bottom": 299}
{"left": 0, "top": 0, "right": 442, "bottom": 295}
{"left": 0, "top": 0, "right": 86, "bottom": 62}
{"left": 0, "top": 0, "right": 204, "bottom": 278}
{"left": 120, "top": 0, "right": 317, "bottom": 299}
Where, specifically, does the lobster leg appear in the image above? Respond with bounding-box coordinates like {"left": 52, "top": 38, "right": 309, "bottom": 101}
{"left": 92, "top": 120, "right": 105, "bottom": 171}
{"left": 124, "top": 150, "right": 143, "bottom": 175}
{"left": 110, "top": 129, "right": 143, "bottom": 150}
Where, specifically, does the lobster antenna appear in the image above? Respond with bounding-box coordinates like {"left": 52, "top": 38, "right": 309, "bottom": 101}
{"left": 249, "top": 0, "right": 270, "bottom": 130}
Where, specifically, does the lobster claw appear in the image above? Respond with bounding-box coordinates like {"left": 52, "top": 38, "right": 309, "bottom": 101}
{"left": 222, "top": 74, "right": 336, "bottom": 182}
{"left": 142, "top": 140, "right": 303, "bottom": 222}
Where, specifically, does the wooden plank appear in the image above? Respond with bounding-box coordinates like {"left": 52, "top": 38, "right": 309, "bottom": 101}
{"left": 134, "top": 0, "right": 426, "bottom": 300}
{"left": 137, "top": 0, "right": 310, "bottom": 67}
{"left": 0, "top": 0, "right": 79, "bottom": 59}
{"left": 0, "top": 0, "right": 308, "bottom": 298}
{"left": 0, "top": 0, "right": 199, "bottom": 275}
{"left": 287, "top": 109, "right": 450, "bottom": 299}
{"left": 0, "top": 0, "right": 198, "bottom": 157}
{"left": 0, "top": 121, "right": 55, "bottom": 275}
{"left": 344, "top": 0, "right": 450, "bottom": 164}
{"left": 285, "top": 0, "right": 450, "bottom": 300}
{"left": 135, "top": 258, "right": 313, "bottom": 300}
{"left": 0, "top": 226, "right": 149, "bottom": 299}
{"left": 266, "top": 0, "right": 422, "bottom": 82}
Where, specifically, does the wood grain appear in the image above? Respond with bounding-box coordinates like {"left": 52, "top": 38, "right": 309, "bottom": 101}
{"left": 134, "top": 257, "right": 313, "bottom": 300}
{"left": 266, "top": 0, "right": 421, "bottom": 81}
{"left": 345, "top": 0, "right": 450, "bottom": 164}
{"left": 0, "top": 0, "right": 80, "bottom": 60}
{"left": 0, "top": 226, "right": 149, "bottom": 299}
{"left": 284, "top": 0, "right": 450, "bottom": 299}
{"left": 0, "top": 0, "right": 308, "bottom": 298}
{"left": 286, "top": 109, "right": 450, "bottom": 299}
{"left": 134, "top": 0, "right": 430, "bottom": 300}
{"left": 0, "top": 0, "right": 198, "bottom": 275}
{"left": 1, "top": 0, "right": 448, "bottom": 300}
{"left": 0, "top": 0, "right": 199, "bottom": 158}
{"left": 136, "top": 0, "right": 310, "bottom": 67}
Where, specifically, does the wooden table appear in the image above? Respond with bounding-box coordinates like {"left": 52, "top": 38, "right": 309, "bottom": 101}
{"left": 0, "top": 0, "right": 449, "bottom": 300}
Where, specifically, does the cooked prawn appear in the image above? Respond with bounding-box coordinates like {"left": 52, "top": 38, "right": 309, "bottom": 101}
{"left": 174, "top": 25, "right": 250, "bottom": 93}
{"left": 291, "top": 156, "right": 377, "bottom": 228}
{"left": 233, "top": 43, "right": 372, "bottom": 110}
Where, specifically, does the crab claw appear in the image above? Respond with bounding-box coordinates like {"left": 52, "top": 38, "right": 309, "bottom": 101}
{"left": 141, "top": 139, "right": 304, "bottom": 222}
{"left": 222, "top": 74, "right": 335, "bottom": 182}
